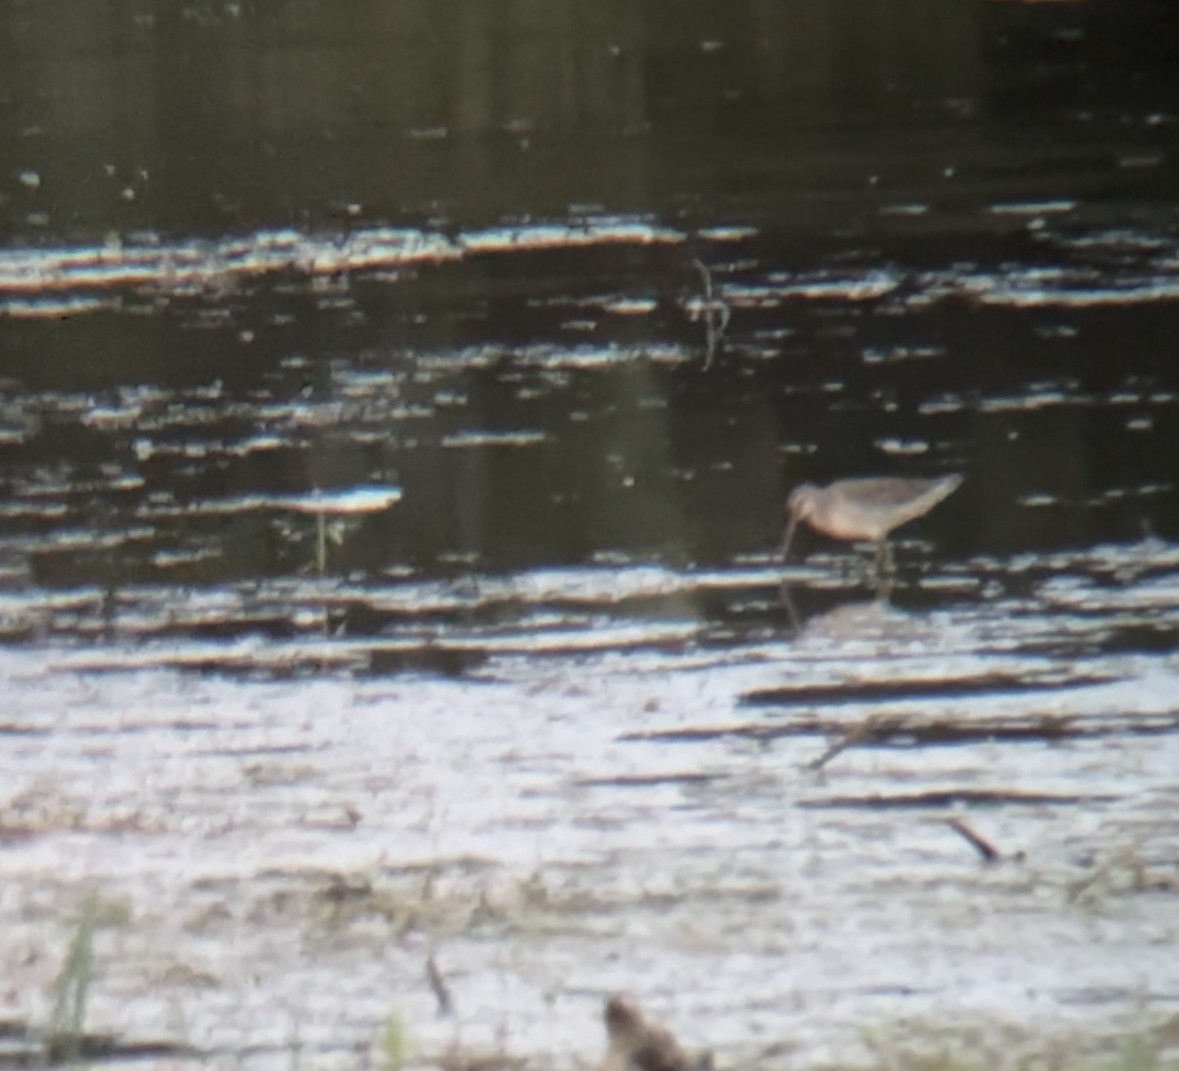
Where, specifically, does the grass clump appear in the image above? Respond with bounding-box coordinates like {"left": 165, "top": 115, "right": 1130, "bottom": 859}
{"left": 379, "top": 1010, "right": 409, "bottom": 1071}
{"left": 854, "top": 1016, "right": 1179, "bottom": 1071}
{"left": 44, "top": 892, "right": 129, "bottom": 1062}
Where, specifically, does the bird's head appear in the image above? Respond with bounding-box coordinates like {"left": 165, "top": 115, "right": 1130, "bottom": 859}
{"left": 786, "top": 483, "right": 820, "bottom": 522}
{"left": 781, "top": 483, "right": 820, "bottom": 559}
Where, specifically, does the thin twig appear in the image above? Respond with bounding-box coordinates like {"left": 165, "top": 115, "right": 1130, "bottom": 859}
{"left": 691, "top": 258, "right": 731, "bottom": 369}
{"left": 808, "top": 715, "right": 886, "bottom": 771}
{"left": 945, "top": 816, "right": 1002, "bottom": 862}
{"left": 426, "top": 952, "right": 454, "bottom": 1017}
{"left": 693, "top": 258, "right": 714, "bottom": 301}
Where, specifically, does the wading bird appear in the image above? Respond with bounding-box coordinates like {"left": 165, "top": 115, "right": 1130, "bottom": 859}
{"left": 782, "top": 473, "right": 963, "bottom": 570}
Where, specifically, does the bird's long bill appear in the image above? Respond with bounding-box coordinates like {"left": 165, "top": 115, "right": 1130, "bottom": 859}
{"left": 780, "top": 514, "right": 799, "bottom": 560}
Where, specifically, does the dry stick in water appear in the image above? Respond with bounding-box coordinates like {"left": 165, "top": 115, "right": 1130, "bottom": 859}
{"left": 426, "top": 953, "right": 453, "bottom": 1017}
{"left": 691, "top": 258, "right": 731, "bottom": 370}
{"left": 945, "top": 816, "right": 1002, "bottom": 862}
{"left": 808, "top": 714, "right": 890, "bottom": 772}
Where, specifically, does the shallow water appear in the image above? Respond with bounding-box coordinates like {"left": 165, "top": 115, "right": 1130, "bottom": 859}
{"left": 2, "top": 1, "right": 1179, "bottom": 1068}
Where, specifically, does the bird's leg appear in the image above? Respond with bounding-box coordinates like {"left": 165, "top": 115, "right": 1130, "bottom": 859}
{"left": 874, "top": 538, "right": 896, "bottom": 575}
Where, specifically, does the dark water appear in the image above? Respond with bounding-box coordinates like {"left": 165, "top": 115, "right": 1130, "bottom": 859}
{"left": 1, "top": 2, "right": 1178, "bottom": 1068}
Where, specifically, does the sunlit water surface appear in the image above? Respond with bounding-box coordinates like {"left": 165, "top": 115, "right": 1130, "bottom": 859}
{"left": 2, "top": 2, "right": 1179, "bottom": 1068}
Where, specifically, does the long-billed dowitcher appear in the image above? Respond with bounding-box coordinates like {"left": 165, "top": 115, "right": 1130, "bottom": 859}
{"left": 781, "top": 473, "right": 963, "bottom": 568}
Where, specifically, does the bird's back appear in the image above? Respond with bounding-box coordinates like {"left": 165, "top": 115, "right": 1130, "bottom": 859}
{"left": 821, "top": 474, "right": 962, "bottom": 540}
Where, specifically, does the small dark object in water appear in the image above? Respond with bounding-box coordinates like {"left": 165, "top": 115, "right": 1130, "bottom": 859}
{"left": 426, "top": 952, "right": 453, "bottom": 1016}
{"left": 601, "top": 995, "right": 711, "bottom": 1071}
{"left": 945, "top": 816, "right": 1002, "bottom": 863}
{"left": 809, "top": 714, "right": 889, "bottom": 772}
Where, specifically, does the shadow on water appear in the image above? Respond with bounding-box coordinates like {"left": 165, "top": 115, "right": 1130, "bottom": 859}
{"left": 2, "top": 1, "right": 1179, "bottom": 1068}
